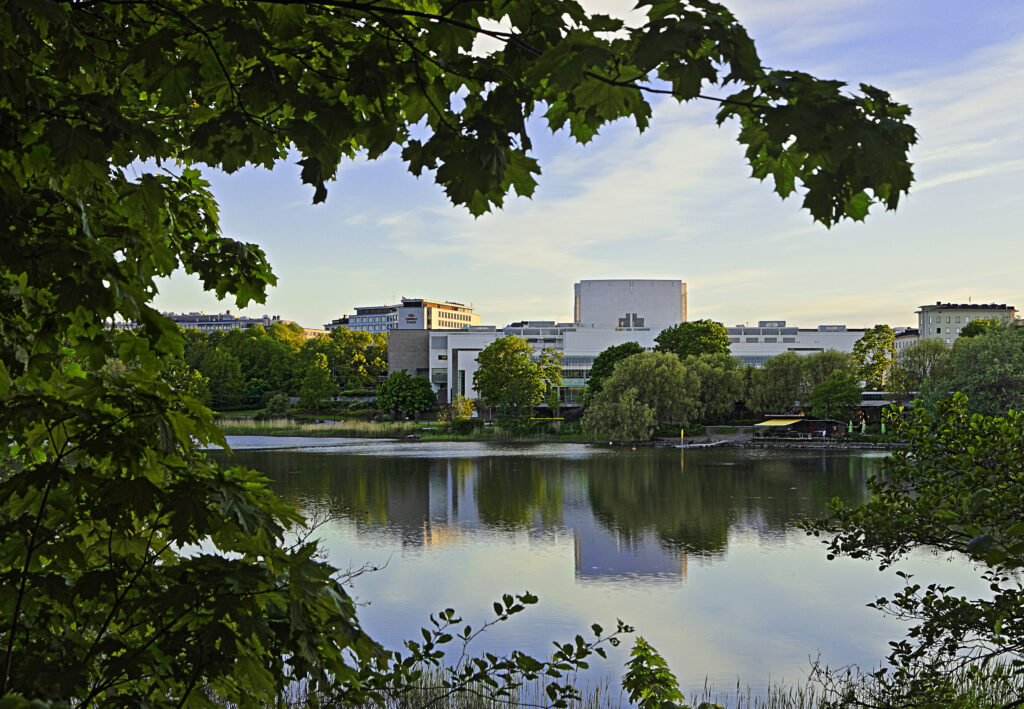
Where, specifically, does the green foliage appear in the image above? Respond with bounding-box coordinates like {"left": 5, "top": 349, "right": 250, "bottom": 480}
{"left": 242, "top": 376, "right": 272, "bottom": 407}
{"left": 589, "top": 350, "right": 700, "bottom": 438}
{"left": 890, "top": 338, "right": 950, "bottom": 402}
{"left": 582, "top": 387, "right": 656, "bottom": 441}
{"left": 584, "top": 342, "right": 645, "bottom": 406}
{"left": 808, "top": 371, "right": 861, "bottom": 420}
{"left": 623, "top": 638, "right": 686, "bottom": 709}
{"left": 474, "top": 337, "right": 562, "bottom": 430}
{"left": 810, "top": 395, "right": 1024, "bottom": 706}
{"left": 685, "top": 353, "right": 744, "bottom": 423}
{"left": 378, "top": 370, "right": 436, "bottom": 415}
{"left": 197, "top": 347, "right": 244, "bottom": 409}
{"left": 438, "top": 395, "right": 476, "bottom": 424}
{"left": 946, "top": 326, "right": 1024, "bottom": 416}
{"left": 265, "top": 391, "right": 291, "bottom": 415}
{"left": 654, "top": 320, "right": 730, "bottom": 359}
{"left": 852, "top": 324, "right": 895, "bottom": 391}
{"left": 298, "top": 352, "right": 337, "bottom": 412}
{"left": 622, "top": 638, "right": 723, "bottom": 709}
{"left": 744, "top": 352, "right": 805, "bottom": 414}
{"left": 801, "top": 350, "right": 856, "bottom": 392}
{"left": 959, "top": 317, "right": 1001, "bottom": 338}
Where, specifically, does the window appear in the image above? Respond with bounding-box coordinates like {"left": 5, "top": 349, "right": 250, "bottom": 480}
{"left": 745, "top": 337, "right": 758, "bottom": 343}
{"left": 437, "top": 354, "right": 447, "bottom": 360}
{"left": 965, "top": 317, "right": 971, "bottom": 323}
{"left": 946, "top": 338, "right": 951, "bottom": 344}
{"left": 764, "top": 337, "right": 777, "bottom": 343}
{"left": 956, "top": 316, "right": 960, "bottom": 323}
{"left": 946, "top": 316, "right": 951, "bottom": 323}
{"left": 782, "top": 337, "right": 796, "bottom": 343}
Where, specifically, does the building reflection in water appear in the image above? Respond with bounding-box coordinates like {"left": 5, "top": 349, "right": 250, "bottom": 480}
{"left": 218, "top": 445, "right": 876, "bottom": 586}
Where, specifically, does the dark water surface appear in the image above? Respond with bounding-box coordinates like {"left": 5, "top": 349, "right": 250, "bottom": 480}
{"left": 214, "top": 438, "right": 980, "bottom": 697}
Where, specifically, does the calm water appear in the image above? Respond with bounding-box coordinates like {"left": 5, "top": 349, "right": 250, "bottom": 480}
{"left": 213, "top": 438, "right": 982, "bottom": 699}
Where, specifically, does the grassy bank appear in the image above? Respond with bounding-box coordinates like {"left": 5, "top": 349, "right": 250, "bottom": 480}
{"left": 215, "top": 417, "right": 594, "bottom": 442}
{"left": 216, "top": 417, "right": 423, "bottom": 438}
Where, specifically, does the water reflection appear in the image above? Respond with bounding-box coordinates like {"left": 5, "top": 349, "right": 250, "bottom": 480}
{"left": 216, "top": 443, "right": 877, "bottom": 585}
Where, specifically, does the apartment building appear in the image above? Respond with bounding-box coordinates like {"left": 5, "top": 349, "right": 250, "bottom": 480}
{"left": 916, "top": 302, "right": 1017, "bottom": 344}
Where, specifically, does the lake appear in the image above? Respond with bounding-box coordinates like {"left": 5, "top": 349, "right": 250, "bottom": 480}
{"left": 213, "top": 438, "right": 982, "bottom": 700}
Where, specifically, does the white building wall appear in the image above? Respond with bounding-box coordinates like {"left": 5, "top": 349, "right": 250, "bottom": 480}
{"left": 574, "top": 279, "right": 686, "bottom": 328}
{"left": 727, "top": 324, "right": 866, "bottom": 367}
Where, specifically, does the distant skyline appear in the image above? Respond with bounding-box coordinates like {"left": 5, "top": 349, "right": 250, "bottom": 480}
{"left": 154, "top": 0, "right": 1024, "bottom": 331}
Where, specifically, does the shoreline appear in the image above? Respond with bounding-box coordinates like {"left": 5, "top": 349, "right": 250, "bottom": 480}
{"left": 215, "top": 426, "right": 904, "bottom": 451}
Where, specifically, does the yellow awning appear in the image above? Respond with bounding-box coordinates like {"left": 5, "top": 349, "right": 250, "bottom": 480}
{"left": 754, "top": 418, "right": 803, "bottom": 427}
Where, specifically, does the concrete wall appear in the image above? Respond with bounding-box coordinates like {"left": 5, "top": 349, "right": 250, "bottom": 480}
{"left": 574, "top": 279, "right": 686, "bottom": 328}
{"left": 387, "top": 330, "right": 430, "bottom": 378}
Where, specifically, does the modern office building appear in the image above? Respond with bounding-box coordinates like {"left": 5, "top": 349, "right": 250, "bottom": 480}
{"left": 413, "top": 321, "right": 668, "bottom": 406}
{"left": 916, "top": 302, "right": 1017, "bottom": 344}
{"left": 325, "top": 297, "right": 479, "bottom": 334}
{"left": 726, "top": 321, "right": 868, "bottom": 367}
{"left": 574, "top": 279, "right": 686, "bottom": 328}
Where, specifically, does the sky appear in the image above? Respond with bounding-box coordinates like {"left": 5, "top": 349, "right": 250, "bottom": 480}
{"left": 154, "top": 0, "right": 1024, "bottom": 331}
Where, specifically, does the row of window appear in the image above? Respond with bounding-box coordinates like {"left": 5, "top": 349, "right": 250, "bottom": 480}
{"left": 729, "top": 337, "right": 797, "bottom": 344}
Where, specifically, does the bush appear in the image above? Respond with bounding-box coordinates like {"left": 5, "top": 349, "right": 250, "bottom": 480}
{"left": 449, "top": 418, "right": 483, "bottom": 435}
{"left": 265, "top": 391, "right": 290, "bottom": 415}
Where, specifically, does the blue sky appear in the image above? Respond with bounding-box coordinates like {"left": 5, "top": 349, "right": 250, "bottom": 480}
{"left": 155, "top": 0, "right": 1024, "bottom": 330}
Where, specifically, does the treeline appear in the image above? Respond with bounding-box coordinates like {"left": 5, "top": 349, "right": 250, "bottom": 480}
{"left": 179, "top": 323, "right": 387, "bottom": 411}
{"left": 579, "top": 319, "right": 1024, "bottom": 440}
{"left": 889, "top": 323, "right": 1024, "bottom": 416}
{"left": 581, "top": 349, "right": 861, "bottom": 440}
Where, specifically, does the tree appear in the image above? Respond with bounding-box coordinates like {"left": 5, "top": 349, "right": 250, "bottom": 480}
{"left": 810, "top": 395, "right": 1024, "bottom": 706}
{"left": 473, "top": 336, "right": 561, "bottom": 430}
{"left": 852, "top": 324, "right": 896, "bottom": 390}
{"left": 197, "top": 347, "right": 245, "bottom": 409}
{"left": 299, "top": 352, "right": 337, "bottom": 411}
{"left": 801, "top": 350, "right": 856, "bottom": 395}
{"left": 1, "top": 0, "right": 916, "bottom": 704}
{"left": 378, "top": 370, "right": 436, "bottom": 418}
{"left": 686, "top": 353, "right": 744, "bottom": 423}
{"left": 265, "top": 391, "right": 291, "bottom": 415}
{"left": 584, "top": 342, "right": 645, "bottom": 406}
{"left": 595, "top": 352, "right": 700, "bottom": 425}
{"left": 744, "top": 352, "right": 804, "bottom": 414}
{"left": 808, "top": 371, "right": 861, "bottom": 420}
{"left": 890, "top": 338, "right": 950, "bottom": 401}
{"left": 582, "top": 387, "right": 656, "bottom": 441}
{"left": 959, "top": 317, "right": 1001, "bottom": 338}
{"left": 946, "top": 326, "right": 1024, "bottom": 416}
{"left": 654, "top": 320, "right": 731, "bottom": 359}
{"left": 242, "top": 376, "right": 272, "bottom": 407}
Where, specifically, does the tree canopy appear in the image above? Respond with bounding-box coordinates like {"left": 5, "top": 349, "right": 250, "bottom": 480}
{"left": 378, "top": 369, "right": 436, "bottom": 416}
{"left": 946, "top": 326, "right": 1024, "bottom": 416}
{"left": 1, "top": 0, "right": 919, "bottom": 704}
{"left": 852, "top": 325, "right": 896, "bottom": 391}
{"left": 590, "top": 352, "right": 700, "bottom": 425}
{"left": 584, "top": 341, "right": 645, "bottom": 406}
{"left": 654, "top": 320, "right": 731, "bottom": 359}
{"left": 473, "top": 336, "right": 561, "bottom": 429}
